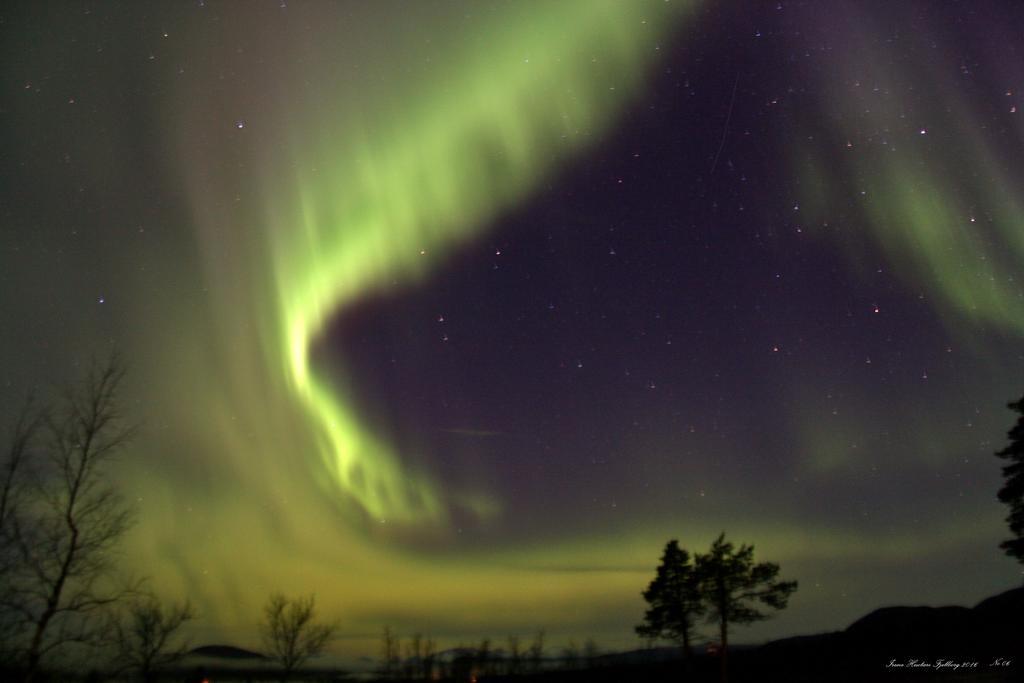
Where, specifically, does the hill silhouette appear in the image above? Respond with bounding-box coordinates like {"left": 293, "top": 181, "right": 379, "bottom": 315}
{"left": 753, "top": 587, "right": 1023, "bottom": 681}
{"left": 538, "top": 588, "right": 1023, "bottom": 682}
{"left": 174, "top": 589, "right": 1022, "bottom": 682}
{"left": 187, "top": 644, "right": 264, "bottom": 660}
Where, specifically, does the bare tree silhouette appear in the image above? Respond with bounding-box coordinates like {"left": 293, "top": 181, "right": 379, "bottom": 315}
{"left": 111, "top": 595, "right": 193, "bottom": 682}
{"left": 379, "top": 625, "right": 399, "bottom": 678}
{"left": 420, "top": 635, "right": 436, "bottom": 681}
{"left": 260, "top": 593, "right": 335, "bottom": 682}
{"left": 0, "top": 400, "right": 41, "bottom": 661}
{"left": 475, "top": 637, "right": 492, "bottom": 677}
{"left": 505, "top": 635, "right": 522, "bottom": 675}
{"left": 2, "top": 356, "right": 137, "bottom": 682}
{"left": 527, "top": 629, "right": 545, "bottom": 674}
{"left": 560, "top": 639, "right": 580, "bottom": 670}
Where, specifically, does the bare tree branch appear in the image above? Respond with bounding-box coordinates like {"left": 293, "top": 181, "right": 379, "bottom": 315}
{"left": 0, "top": 355, "right": 138, "bottom": 682}
{"left": 110, "top": 595, "right": 194, "bottom": 683}
{"left": 261, "top": 593, "right": 336, "bottom": 682}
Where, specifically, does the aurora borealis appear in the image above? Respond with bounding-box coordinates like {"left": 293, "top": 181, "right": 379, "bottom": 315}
{"left": 269, "top": 0, "right": 691, "bottom": 529}
{"left": 3, "top": 0, "right": 1024, "bottom": 664}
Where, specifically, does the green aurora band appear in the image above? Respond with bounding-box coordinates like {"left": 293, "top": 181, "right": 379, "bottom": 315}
{"left": 263, "top": 1, "right": 694, "bottom": 528}
{"left": 8, "top": 0, "right": 1022, "bottom": 658}
{"left": 793, "top": 7, "right": 1024, "bottom": 340}
{"left": 147, "top": 1, "right": 1016, "bottom": 648}
{"left": 140, "top": 0, "right": 713, "bottom": 648}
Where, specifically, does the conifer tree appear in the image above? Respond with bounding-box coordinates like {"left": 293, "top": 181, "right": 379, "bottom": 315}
{"left": 697, "top": 533, "right": 797, "bottom": 683}
{"left": 995, "top": 396, "right": 1024, "bottom": 566}
{"left": 636, "top": 540, "right": 704, "bottom": 663}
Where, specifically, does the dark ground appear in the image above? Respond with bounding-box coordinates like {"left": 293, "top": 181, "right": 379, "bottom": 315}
{"left": 7, "top": 587, "right": 1021, "bottom": 682}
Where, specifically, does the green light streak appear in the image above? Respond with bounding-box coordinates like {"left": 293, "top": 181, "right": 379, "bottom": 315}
{"left": 267, "top": 1, "right": 693, "bottom": 527}
{"left": 793, "top": 17, "right": 1024, "bottom": 337}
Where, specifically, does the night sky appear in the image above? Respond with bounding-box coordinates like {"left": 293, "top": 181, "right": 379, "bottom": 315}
{"left": 2, "top": 0, "right": 1024, "bottom": 661}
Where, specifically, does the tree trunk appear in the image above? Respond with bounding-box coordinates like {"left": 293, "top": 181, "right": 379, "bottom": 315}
{"left": 24, "top": 572, "right": 67, "bottom": 683}
{"left": 23, "top": 497, "right": 80, "bottom": 683}
{"left": 719, "top": 616, "right": 729, "bottom": 683}
{"left": 23, "top": 592, "right": 57, "bottom": 682}
{"left": 682, "top": 627, "right": 693, "bottom": 674}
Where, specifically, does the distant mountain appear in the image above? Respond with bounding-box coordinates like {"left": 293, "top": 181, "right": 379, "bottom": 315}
{"left": 755, "top": 587, "right": 1024, "bottom": 679}
{"left": 974, "top": 584, "right": 1024, "bottom": 626}
{"left": 188, "top": 644, "right": 265, "bottom": 660}
{"left": 183, "top": 589, "right": 1022, "bottom": 681}
{"left": 844, "top": 604, "right": 980, "bottom": 655}
{"left": 843, "top": 586, "right": 1024, "bottom": 655}
{"left": 594, "top": 646, "right": 688, "bottom": 666}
